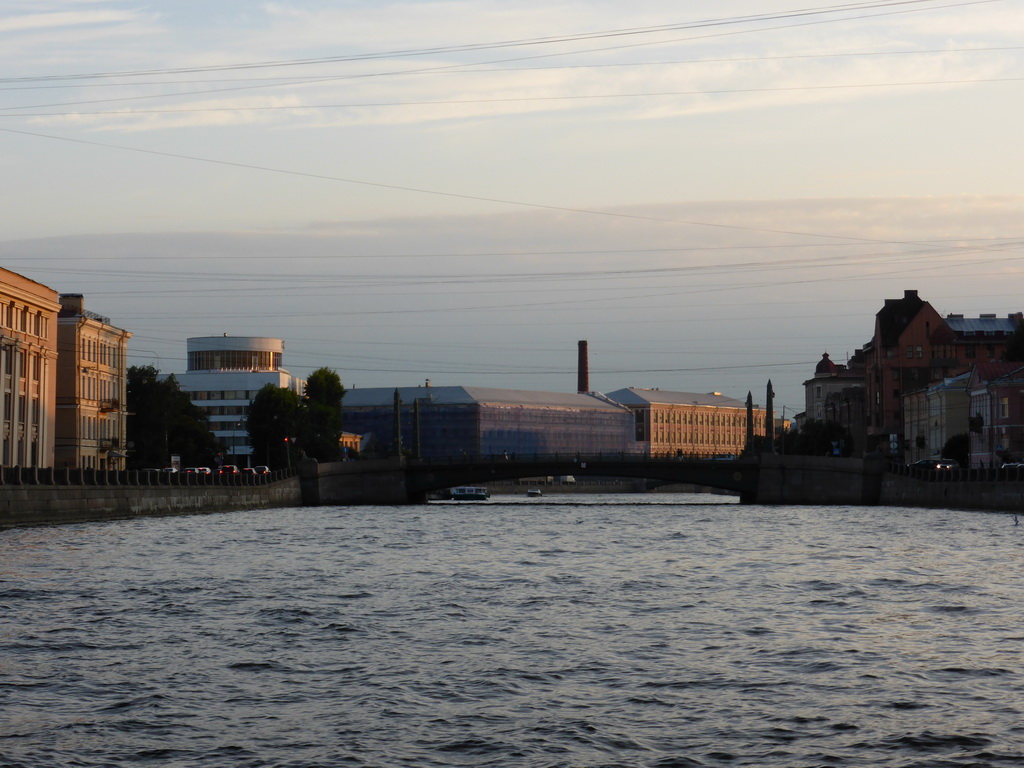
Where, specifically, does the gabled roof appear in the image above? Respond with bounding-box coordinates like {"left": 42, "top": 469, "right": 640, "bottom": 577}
{"left": 876, "top": 289, "right": 927, "bottom": 347}
{"left": 342, "top": 385, "right": 630, "bottom": 411}
{"left": 604, "top": 387, "right": 748, "bottom": 409}
{"left": 967, "top": 362, "right": 1024, "bottom": 391}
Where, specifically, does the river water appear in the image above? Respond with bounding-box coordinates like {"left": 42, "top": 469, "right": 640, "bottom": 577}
{"left": 3, "top": 495, "right": 1024, "bottom": 767}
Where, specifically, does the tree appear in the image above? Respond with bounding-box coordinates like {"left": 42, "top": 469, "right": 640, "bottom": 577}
{"left": 299, "top": 368, "right": 346, "bottom": 462}
{"left": 780, "top": 419, "right": 854, "bottom": 457}
{"left": 126, "top": 366, "right": 221, "bottom": 468}
{"left": 941, "top": 433, "right": 970, "bottom": 467}
{"left": 1004, "top": 322, "right": 1024, "bottom": 362}
{"left": 247, "top": 384, "right": 302, "bottom": 468}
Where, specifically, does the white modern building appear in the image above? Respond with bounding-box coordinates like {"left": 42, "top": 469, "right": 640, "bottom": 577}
{"left": 174, "top": 336, "right": 305, "bottom": 467}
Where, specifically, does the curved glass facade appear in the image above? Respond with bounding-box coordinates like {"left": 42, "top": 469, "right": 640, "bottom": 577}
{"left": 187, "top": 349, "right": 282, "bottom": 372}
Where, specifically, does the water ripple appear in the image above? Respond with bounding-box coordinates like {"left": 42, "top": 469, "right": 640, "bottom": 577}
{"left": 3, "top": 498, "right": 1024, "bottom": 766}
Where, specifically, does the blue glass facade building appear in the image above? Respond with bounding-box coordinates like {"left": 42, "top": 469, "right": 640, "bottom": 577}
{"left": 342, "top": 386, "right": 637, "bottom": 458}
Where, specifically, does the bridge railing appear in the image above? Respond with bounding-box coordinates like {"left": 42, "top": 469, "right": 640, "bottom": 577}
{"left": 0, "top": 466, "right": 295, "bottom": 487}
{"left": 411, "top": 451, "right": 743, "bottom": 465}
{"left": 888, "top": 461, "right": 1024, "bottom": 483}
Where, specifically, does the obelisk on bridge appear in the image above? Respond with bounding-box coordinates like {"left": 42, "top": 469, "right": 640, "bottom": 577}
{"left": 765, "top": 380, "right": 775, "bottom": 453}
{"left": 744, "top": 391, "right": 754, "bottom": 455}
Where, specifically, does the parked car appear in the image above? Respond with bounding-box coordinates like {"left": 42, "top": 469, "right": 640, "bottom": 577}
{"left": 162, "top": 467, "right": 178, "bottom": 473}
{"left": 242, "top": 465, "right": 270, "bottom": 475}
{"left": 184, "top": 467, "right": 212, "bottom": 474}
{"left": 1001, "top": 462, "right": 1024, "bottom": 469}
{"left": 218, "top": 465, "right": 240, "bottom": 475}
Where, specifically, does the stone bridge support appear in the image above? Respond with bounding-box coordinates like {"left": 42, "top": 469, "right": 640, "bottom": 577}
{"left": 755, "top": 454, "right": 886, "bottom": 505}
{"left": 300, "top": 456, "right": 416, "bottom": 506}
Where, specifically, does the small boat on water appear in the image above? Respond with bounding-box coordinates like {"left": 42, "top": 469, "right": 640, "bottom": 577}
{"left": 451, "top": 486, "right": 490, "bottom": 501}
{"left": 526, "top": 488, "right": 543, "bottom": 497}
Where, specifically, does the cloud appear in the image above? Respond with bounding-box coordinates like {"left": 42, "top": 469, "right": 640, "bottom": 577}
{"left": 0, "top": 9, "right": 140, "bottom": 34}
{"left": 3, "top": 194, "right": 1020, "bottom": 408}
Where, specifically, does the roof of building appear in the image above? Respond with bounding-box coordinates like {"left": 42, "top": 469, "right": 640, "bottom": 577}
{"left": 876, "top": 289, "right": 927, "bottom": 347}
{"left": 342, "top": 385, "right": 631, "bottom": 411}
{"left": 815, "top": 352, "right": 838, "bottom": 375}
{"left": 968, "top": 362, "right": 1024, "bottom": 390}
{"left": 945, "top": 315, "right": 1020, "bottom": 337}
{"left": 603, "top": 387, "right": 748, "bottom": 409}
{"left": 930, "top": 370, "right": 972, "bottom": 391}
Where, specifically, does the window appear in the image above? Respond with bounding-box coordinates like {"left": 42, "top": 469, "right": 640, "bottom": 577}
{"left": 1000, "top": 397, "right": 1009, "bottom": 419}
{"left": 916, "top": 345, "right": 923, "bottom": 358}
{"left": 906, "top": 345, "right": 914, "bottom": 359}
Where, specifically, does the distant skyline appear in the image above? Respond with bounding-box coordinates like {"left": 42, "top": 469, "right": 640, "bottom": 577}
{"left": 2, "top": 0, "right": 1022, "bottom": 412}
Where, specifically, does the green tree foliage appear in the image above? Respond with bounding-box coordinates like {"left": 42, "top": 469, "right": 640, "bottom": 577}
{"left": 780, "top": 419, "right": 854, "bottom": 457}
{"left": 299, "top": 367, "right": 346, "bottom": 462}
{"left": 126, "top": 366, "right": 221, "bottom": 468}
{"left": 247, "top": 383, "right": 302, "bottom": 468}
{"left": 246, "top": 369, "right": 346, "bottom": 466}
{"left": 941, "top": 433, "right": 970, "bottom": 467}
{"left": 1004, "top": 322, "right": 1024, "bottom": 362}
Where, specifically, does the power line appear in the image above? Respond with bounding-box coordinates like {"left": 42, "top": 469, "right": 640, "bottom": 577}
{"left": 3, "top": 45, "right": 1019, "bottom": 93}
{"left": 0, "top": 0, "right": 984, "bottom": 85}
{"left": 7, "top": 75, "right": 1021, "bottom": 119}
{"left": 2, "top": 123, "right": 1003, "bottom": 250}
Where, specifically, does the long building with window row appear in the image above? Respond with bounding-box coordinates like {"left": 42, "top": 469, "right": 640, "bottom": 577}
{"left": 604, "top": 387, "right": 766, "bottom": 457}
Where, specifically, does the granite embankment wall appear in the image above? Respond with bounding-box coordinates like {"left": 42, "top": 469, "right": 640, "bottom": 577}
{"left": 881, "top": 468, "right": 1024, "bottom": 513}
{"left": 0, "top": 469, "right": 302, "bottom": 529}
{"left": 758, "top": 455, "right": 1024, "bottom": 512}
{"left": 754, "top": 454, "right": 887, "bottom": 506}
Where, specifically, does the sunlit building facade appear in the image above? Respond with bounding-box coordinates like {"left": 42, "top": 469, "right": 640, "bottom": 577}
{"left": 55, "top": 294, "right": 132, "bottom": 470}
{"left": 0, "top": 269, "right": 60, "bottom": 468}
{"left": 605, "top": 388, "right": 765, "bottom": 457}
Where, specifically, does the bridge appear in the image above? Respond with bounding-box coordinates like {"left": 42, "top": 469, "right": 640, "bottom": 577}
{"left": 407, "top": 453, "right": 760, "bottom": 500}
{"left": 299, "top": 453, "right": 885, "bottom": 506}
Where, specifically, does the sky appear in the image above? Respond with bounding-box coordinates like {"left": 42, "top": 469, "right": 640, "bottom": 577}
{"left": 2, "top": 0, "right": 1023, "bottom": 415}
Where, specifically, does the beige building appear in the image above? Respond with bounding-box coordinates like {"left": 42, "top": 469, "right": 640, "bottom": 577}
{"left": 55, "top": 294, "right": 132, "bottom": 470}
{"left": 605, "top": 387, "right": 766, "bottom": 457}
{"left": 0, "top": 269, "right": 61, "bottom": 468}
{"left": 901, "top": 372, "right": 970, "bottom": 465}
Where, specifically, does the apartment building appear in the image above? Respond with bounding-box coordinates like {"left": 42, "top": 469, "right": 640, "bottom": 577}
{"left": 55, "top": 294, "right": 132, "bottom": 470}
{"left": 967, "top": 362, "right": 1024, "bottom": 467}
{"left": 862, "top": 290, "right": 1020, "bottom": 454}
{"left": 0, "top": 269, "right": 60, "bottom": 468}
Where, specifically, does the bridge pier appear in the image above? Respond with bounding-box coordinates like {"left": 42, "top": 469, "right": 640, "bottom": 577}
{"left": 301, "top": 454, "right": 886, "bottom": 507}
{"left": 753, "top": 454, "right": 885, "bottom": 505}
{"left": 301, "top": 456, "right": 416, "bottom": 505}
